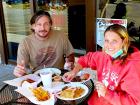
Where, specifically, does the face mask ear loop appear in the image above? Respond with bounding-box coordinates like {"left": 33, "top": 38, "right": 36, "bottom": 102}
{"left": 112, "top": 49, "right": 123, "bottom": 59}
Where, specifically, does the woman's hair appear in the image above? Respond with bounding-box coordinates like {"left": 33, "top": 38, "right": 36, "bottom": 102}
{"left": 30, "top": 10, "right": 52, "bottom": 25}
{"left": 104, "top": 24, "right": 130, "bottom": 58}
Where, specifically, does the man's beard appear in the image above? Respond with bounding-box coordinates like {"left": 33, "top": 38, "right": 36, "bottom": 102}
{"left": 37, "top": 30, "right": 48, "bottom": 38}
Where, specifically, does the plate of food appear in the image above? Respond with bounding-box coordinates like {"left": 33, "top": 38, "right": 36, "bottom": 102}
{"left": 62, "top": 70, "right": 91, "bottom": 83}
{"left": 3, "top": 74, "right": 41, "bottom": 87}
{"left": 55, "top": 83, "right": 89, "bottom": 101}
{"left": 15, "top": 86, "right": 55, "bottom": 105}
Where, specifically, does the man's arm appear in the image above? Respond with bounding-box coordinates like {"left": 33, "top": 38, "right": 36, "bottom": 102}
{"left": 64, "top": 53, "right": 75, "bottom": 70}
{"left": 66, "top": 53, "right": 75, "bottom": 63}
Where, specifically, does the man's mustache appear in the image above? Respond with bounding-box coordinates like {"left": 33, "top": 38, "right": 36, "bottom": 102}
{"left": 39, "top": 30, "right": 47, "bottom": 32}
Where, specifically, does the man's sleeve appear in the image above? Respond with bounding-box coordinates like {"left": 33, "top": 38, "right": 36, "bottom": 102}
{"left": 17, "top": 40, "right": 29, "bottom": 67}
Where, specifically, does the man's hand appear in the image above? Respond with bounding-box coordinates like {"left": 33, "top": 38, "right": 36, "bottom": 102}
{"left": 64, "top": 58, "right": 74, "bottom": 70}
{"left": 13, "top": 60, "right": 26, "bottom": 77}
{"left": 64, "top": 62, "right": 74, "bottom": 71}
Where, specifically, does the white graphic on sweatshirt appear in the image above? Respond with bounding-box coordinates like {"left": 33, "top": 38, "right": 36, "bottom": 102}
{"left": 110, "top": 71, "right": 118, "bottom": 87}
{"left": 102, "top": 68, "right": 110, "bottom": 87}
{"left": 102, "top": 68, "right": 119, "bottom": 90}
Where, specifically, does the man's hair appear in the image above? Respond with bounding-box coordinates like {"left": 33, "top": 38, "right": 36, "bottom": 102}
{"left": 30, "top": 10, "right": 52, "bottom": 25}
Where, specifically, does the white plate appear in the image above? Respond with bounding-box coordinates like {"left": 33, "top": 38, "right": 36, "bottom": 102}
{"left": 3, "top": 74, "right": 41, "bottom": 87}
{"left": 15, "top": 87, "right": 55, "bottom": 105}
{"left": 63, "top": 70, "right": 91, "bottom": 83}
{"left": 55, "top": 83, "right": 89, "bottom": 101}
{"left": 34, "top": 68, "right": 61, "bottom": 75}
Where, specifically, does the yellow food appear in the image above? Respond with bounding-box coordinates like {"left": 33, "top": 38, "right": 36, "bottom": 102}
{"left": 60, "top": 86, "right": 85, "bottom": 99}
{"left": 74, "top": 87, "right": 85, "bottom": 98}
{"left": 53, "top": 75, "right": 62, "bottom": 82}
{"left": 30, "top": 86, "right": 50, "bottom": 101}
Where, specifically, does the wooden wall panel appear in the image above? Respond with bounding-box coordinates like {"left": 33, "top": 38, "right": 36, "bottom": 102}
{"left": 86, "top": 0, "right": 96, "bottom": 52}
{"left": 0, "top": 0, "right": 8, "bottom": 64}
{"left": 69, "top": 0, "right": 85, "bottom": 6}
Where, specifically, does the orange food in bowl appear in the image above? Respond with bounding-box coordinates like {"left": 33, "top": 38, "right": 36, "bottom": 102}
{"left": 80, "top": 73, "right": 90, "bottom": 80}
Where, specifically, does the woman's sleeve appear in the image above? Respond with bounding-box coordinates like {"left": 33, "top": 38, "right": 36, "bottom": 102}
{"left": 77, "top": 52, "right": 98, "bottom": 70}
{"left": 104, "top": 62, "right": 140, "bottom": 105}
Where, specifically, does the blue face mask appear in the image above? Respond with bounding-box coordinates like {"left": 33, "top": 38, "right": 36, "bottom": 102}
{"left": 106, "top": 49, "right": 123, "bottom": 59}
{"left": 112, "top": 49, "right": 123, "bottom": 59}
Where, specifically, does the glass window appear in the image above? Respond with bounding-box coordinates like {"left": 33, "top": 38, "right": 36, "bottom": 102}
{"left": 36, "top": 0, "right": 86, "bottom": 55}
{"left": 97, "top": 0, "right": 140, "bottom": 50}
{"left": 36, "top": 0, "right": 68, "bottom": 34}
{"left": 2, "top": 0, "right": 32, "bottom": 61}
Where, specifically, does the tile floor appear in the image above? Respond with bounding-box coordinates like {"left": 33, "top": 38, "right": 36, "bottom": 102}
{"left": 0, "top": 64, "right": 15, "bottom": 90}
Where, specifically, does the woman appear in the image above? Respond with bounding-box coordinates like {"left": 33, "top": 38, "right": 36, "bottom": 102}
{"left": 63, "top": 24, "right": 140, "bottom": 105}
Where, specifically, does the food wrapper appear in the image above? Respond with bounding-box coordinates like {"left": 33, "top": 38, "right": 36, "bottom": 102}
{"left": 15, "top": 86, "right": 55, "bottom": 105}
{"left": 3, "top": 74, "right": 41, "bottom": 88}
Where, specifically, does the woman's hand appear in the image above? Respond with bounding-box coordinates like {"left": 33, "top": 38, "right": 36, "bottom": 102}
{"left": 95, "top": 81, "right": 107, "bottom": 97}
{"left": 63, "top": 63, "right": 82, "bottom": 82}
{"left": 62, "top": 71, "right": 77, "bottom": 82}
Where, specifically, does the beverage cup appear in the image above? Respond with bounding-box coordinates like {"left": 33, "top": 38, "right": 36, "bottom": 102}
{"left": 40, "top": 71, "right": 52, "bottom": 88}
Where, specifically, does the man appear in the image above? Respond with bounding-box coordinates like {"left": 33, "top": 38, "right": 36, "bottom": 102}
{"left": 14, "top": 10, "right": 74, "bottom": 77}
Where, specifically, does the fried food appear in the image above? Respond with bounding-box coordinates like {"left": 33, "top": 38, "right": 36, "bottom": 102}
{"left": 30, "top": 86, "right": 50, "bottom": 101}
{"left": 74, "top": 87, "right": 85, "bottom": 98}
{"left": 52, "top": 75, "right": 62, "bottom": 82}
{"left": 59, "top": 86, "right": 85, "bottom": 99}
{"left": 60, "top": 87, "right": 75, "bottom": 98}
